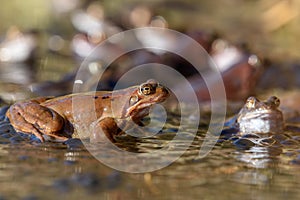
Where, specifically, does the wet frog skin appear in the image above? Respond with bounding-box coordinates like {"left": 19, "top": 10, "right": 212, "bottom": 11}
{"left": 236, "top": 96, "right": 284, "bottom": 135}
{"left": 6, "top": 79, "right": 169, "bottom": 142}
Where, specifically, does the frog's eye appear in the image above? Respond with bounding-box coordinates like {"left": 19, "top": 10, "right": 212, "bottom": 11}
{"left": 141, "top": 86, "right": 151, "bottom": 95}
{"left": 139, "top": 84, "right": 155, "bottom": 95}
{"left": 268, "top": 96, "right": 280, "bottom": 107}
{"left": 246, "top": 96, "right": 258, "bottom": 109}
{"left": 129, "top": 95, "right": 139, "bottom": 106}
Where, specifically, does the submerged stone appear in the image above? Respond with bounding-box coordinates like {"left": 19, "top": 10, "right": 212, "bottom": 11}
{"left": 233, "top": 138, "right": 255, "bottom": 150}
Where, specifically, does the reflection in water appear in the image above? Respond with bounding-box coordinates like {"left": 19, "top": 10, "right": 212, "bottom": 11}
{"left": 0, "top": 125, "right": 300, "bottom": 199}
{"left": 232, "top": 169, "right": 271, "bottom": 186}
{"left": 231, "top": 128, "right": 300, "bottom": 189}
{"left": 232, "top": 146, "right": 279, "bottom": 186}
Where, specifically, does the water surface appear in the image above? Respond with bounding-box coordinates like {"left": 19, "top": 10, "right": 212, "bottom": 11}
{"left": 0, "top": 108, "right": 300, "bottom": 200}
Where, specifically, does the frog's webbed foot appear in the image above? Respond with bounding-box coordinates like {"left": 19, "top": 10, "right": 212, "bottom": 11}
{"left": 6, "top": 105, "right": 45, "bottom": 142}
{"left": 6, "top": 101, "right": 68, "bottom": 142}
{"left": 42, "top": 133, "right": 70, "bottom": 142}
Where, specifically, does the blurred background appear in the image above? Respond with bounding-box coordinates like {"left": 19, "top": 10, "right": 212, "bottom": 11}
{"left": 0, "top": 0, "right": 299, "bottom": 103}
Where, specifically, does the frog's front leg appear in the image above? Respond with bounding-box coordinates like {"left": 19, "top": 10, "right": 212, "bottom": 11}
{"left": 90, "top": 117, "right": 123, "bottom": 143}
{"left": 6, "top": 101, "right": 70, "bottom": 142}
{"left": 90, "top": 117, "right": 145, "bottom": 143}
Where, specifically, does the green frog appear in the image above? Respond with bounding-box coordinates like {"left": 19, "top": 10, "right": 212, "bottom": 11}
{"left": 236, "top": 96, "right": 284, "bottom": 135}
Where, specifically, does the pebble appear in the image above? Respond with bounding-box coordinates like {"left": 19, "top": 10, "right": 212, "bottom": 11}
{"left": 64, "top": 138, "right": 84, "bottom": 149}
{"left": 0, "top": 120, "right": 9, "bottom": 126}
{"left": 1, "top": 133, "right": 13, "bottom": 138}
{"left": 0, "top": 105, "right": 9, "bottom": 121}
{"left": 220, "top": 127, "right": 238, "bottom": 139}
{"left": 0, "top": 123, "right": 15, "bottom": 134}
{"left": 271, "top": 133, "right": 288, "bottom": 141}
{"left": 29, "top": 135, "right": 42, "bottom": 143}
{"left": 17, "top": 132, "right": 42, "bottom": 143}
{"left": 229, "top": 136, "right": 239, "bottom": 141}
{"left": 285, "top": 125, "right": 300, "bottom": 133}
{"left": 9, "top": 135, "right": 25, "bottom": 144}
{"left": 233, "top": 138, "right": 255, "bottom": 150}
{"left": 280, "top": 139, "right": 299, "bottom": 146}
{"left": 17, "top": 132, "right": 30, "bottom": 138}
{"left": 258, "top": 138, "right": 276, "bottom": 146}
{"left": 223, "top": 117, "right": 237, "bottom": 127}
{"left": 164, "top": 127, "right": 178, "bottom": 133}
{"left": 241, "top": 133, "right": 260, "bottom": 139}
{"left": 217, "top": 139, "right": 225, "bottom": 143}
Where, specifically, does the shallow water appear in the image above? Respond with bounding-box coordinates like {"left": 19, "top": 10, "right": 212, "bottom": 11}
{"left": 0, "top": 107, "right": 300, "bottom": 200}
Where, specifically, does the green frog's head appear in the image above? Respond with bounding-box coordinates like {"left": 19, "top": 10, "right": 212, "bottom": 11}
{"left": 237, "top": 96, "right": 284, "bottom": 134}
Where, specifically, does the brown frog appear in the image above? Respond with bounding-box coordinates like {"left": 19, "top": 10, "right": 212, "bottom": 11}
{"left": 6, "top": 79, "right": 169, "bottom": 142}
{"left": 236, "top": 96, "right": 284, "bottom": 135}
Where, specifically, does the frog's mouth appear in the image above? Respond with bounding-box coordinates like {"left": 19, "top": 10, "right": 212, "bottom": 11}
{"left": 126, "top": 98, "right": 164, "bottom": 118}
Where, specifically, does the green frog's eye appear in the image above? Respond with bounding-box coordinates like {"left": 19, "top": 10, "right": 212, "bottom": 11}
{"left": 268, "top": 96, "right": 280, "bottom": 107}
{"left": 129, "top": 95, "right": 139, "bottom": 105}
{"left": 246, "top": 96, "right": 258, "bottom": 109}
{"left": 139, "top": 84, "right": 155, "bottom": 95}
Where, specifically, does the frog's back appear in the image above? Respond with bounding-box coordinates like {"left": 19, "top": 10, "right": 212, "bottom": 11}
{"left": 41, "top": 92, "right": 112, "bottom": 121}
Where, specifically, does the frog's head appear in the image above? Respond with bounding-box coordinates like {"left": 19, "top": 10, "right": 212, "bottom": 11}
{"left": 243, "top": 96, "right": 280, "bottom": 113}
{"left": 125, "top": 79, "right": 170, "bottom": 119}
{"left": 237, "top": 96, "right": 284, "bottom": 134}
